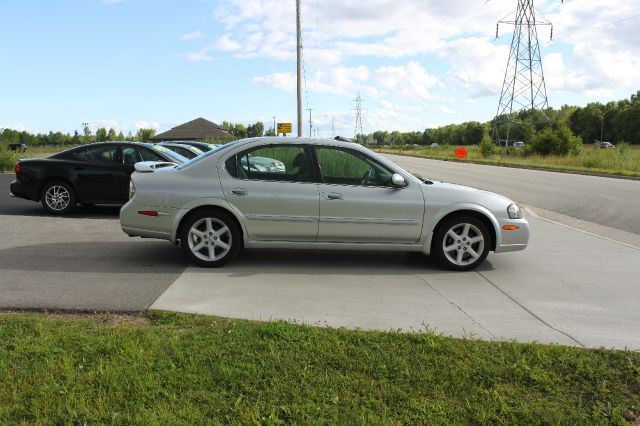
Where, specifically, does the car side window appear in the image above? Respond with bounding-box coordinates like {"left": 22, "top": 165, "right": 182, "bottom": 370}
{"left": 134, "top": 147, "right": 165, "bottom": 163}
{"left": 122, "top": 147, "right": 140, "bottom": 164}
{"left": 84, "top": 146, "right": 122, "bottom": 163}
{"left": 226, "top": 145, "right": 312, "bottom": 183}
{"left": 315, "top": 147, "right": 394, "bottom": 187}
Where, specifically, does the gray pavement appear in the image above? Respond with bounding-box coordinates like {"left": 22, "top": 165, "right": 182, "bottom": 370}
{"left": 0, "top": 175, "right": 188, "bottom": 311}
{"left": 385, "top": 154, "right": 640, "bottom": 235}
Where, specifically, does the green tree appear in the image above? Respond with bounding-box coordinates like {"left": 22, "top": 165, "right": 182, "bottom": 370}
{"left": 246, "top": 121, "right": 264, "bottom": 138}
{"left": 529, "top": 122, "right": 582, "bottom": 156}
{"left": 107, "top": 128, "right": 117, "bottom": 141}
{"left": 136, "top": 128, "right": 156, "bottom": 142}
{"left": 96, "top": 128, "right": 108, "bottom": 142}
{"left": 117, "top": 131, "right": 125, "bottom": 141}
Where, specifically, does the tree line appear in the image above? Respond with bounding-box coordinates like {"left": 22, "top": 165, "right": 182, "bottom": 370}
{"left": 354, "top": 90, "right": 640, "bottom": 154}
{"left": 0, "top": 125, "right": 158, "bottom": 147}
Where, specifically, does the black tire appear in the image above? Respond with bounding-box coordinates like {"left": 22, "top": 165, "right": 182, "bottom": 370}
{"left": 40, "top": 181, "right": 76, "bottom": 215}
{"left": 180, "top": 209, "right": 241, "bottom": 267}
{"left": 432, "top": 214, "right": 491, "bottom": 271}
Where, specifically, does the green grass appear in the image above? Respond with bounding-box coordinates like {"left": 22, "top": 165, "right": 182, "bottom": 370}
{"left": 1, "top": 311, "right": 638, "bottom": 424}
{"left": 378, "top": 145, "right": 640, "bottom": 178}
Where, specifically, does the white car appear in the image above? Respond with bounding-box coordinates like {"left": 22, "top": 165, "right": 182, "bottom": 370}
{"left": 120, "top": 137, "right": 529, "bottom": 271}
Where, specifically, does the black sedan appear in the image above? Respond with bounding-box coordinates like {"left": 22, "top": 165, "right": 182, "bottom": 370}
{"left": 10, "top": 142, "right": 188, "bottom": 214}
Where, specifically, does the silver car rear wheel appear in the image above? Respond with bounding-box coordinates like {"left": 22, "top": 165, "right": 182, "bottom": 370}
{"left": 181, "top": 209, "right": 241, "bottom": 267}
{"left": 188, "top": 217, "right": 232, "bottom": 262}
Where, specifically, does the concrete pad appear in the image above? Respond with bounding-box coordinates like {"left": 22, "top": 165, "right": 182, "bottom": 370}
{"left": 152, "top": 215, "right": 640, "bottom": 350}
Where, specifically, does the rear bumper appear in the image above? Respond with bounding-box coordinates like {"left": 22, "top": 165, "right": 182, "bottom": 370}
{"left": 10, "top": 179, "right": 38, "bottom": 201}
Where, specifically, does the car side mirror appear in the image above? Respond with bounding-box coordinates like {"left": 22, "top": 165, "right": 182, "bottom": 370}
{"left": 391, "top": 173, "right": 407, "bottom": 188}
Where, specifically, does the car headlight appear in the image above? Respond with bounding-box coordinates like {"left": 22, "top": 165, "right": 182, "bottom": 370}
{"left": 129, "top": 180, "right": 136, "bottom": 199}
{"left": 507, "top": 203, "right": 523, "bottom": 219}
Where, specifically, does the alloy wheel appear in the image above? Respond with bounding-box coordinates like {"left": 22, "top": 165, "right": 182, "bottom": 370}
{"left": 187, "top": 217, "right": 233, "bottom": 261}
{"left": 442, "top": 223, "right": 485, "bottom": 267}
{"left": 45, "top": 185, "right": 71, "bottom": 211}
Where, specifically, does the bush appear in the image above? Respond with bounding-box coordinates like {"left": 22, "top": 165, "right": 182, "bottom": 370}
{"left": 479, "top": 134, "right": 495, "bottom": 158}
{"left": 529, "top": 123, "right": 582, "bottom": 156}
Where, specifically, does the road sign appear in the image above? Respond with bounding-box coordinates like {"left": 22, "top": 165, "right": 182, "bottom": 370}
{"left": 277, "top": 123, "right": 292, "bottom": 134}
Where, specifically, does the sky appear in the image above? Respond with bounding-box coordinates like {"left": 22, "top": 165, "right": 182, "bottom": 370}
{"left": 0, "top": 0, "right": 639, "bottom": 138}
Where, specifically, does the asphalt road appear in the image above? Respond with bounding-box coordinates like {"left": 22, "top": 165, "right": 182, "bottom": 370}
{"left": 385, "top": 154, "right": 640, "bottom": 235}
{"left": 0, "top": 174, "right": 188, "bottom": 311}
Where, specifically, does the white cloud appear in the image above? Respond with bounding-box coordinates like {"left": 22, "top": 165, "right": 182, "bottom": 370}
{"left": 374, "top": 61, "right": 438, "bottom": 100}
{"left": 134, "top": 121, "right": 159, "bottom": 130}
{"left": 252, "top": 72, "right": 296, "bottom": 92}
{"left": 181, "top": 31, "right": 204, "bottom": 41}
{"left": 184, "top": 47, "right": 215, "bottom": 62}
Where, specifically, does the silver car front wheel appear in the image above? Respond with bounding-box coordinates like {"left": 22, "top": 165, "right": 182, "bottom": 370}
{"left": 181, "top": 210, "right": 241, "bottom": 267}
{"left": 433, "top": 215, "right": 491, "bottom": 271}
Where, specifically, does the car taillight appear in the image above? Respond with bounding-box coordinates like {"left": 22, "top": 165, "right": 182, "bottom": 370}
{"left": 14, "top": 162, "right": 20, "bottom": 175}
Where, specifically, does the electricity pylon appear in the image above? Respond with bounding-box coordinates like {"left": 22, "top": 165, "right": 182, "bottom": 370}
{"left": 353, "top": 91, "right": 364, "bottom": 139}
{"left": 492, "top": 0, "right": 555, "bottom": 148}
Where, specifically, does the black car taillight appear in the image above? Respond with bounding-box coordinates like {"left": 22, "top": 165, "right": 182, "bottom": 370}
{"left": 14, "top": 162, "right": 21, "bottom": 175}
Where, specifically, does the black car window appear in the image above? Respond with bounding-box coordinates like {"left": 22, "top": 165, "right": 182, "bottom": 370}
{"left": 226, "top": 145, "right": 312, "bottom": 183}
{"left": 83, "top": 145, "right": 122, "bottom": 163}
{"left": 137, "top": 147, "right": 166, "bottom": 162}
{"left": 315, "top": 147, "right": 393, "bottom": 187}
{"left": 122, "top": 147, "right": 139, "bottom": 164}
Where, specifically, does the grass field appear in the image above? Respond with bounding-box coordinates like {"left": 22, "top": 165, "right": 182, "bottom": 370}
{"left": 1, "top": 311, "right": 638, "bottom": 424}
{"left": 0, "top": 145, "right": 77, "bottom": 172}
{"left": 377, "top": 144, "right": 640, "bottom": 178}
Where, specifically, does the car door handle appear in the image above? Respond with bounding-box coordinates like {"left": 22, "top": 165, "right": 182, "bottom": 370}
{"left": 326, "top": 192, "right": 343, "bottom": 200}
{"left": 231, "top": 188, "right": 247, "bottom": 196}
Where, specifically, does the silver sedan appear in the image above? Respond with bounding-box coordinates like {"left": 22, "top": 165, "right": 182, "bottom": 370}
{"left": 120, "top": 137, "right": 529, "bottom": 271}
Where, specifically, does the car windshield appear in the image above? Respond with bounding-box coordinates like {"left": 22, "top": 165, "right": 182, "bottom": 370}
{"left": 176, "top": 141, "right": 240, "bottom": 170}
{"left": 151, "top": 145, "right": 189, "bottom": 164}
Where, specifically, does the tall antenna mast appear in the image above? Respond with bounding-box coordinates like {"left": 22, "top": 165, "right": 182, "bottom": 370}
{"left": 353, "top": 91, "right": 364, "bottom": 139}
{"left": 331, "top": 117, "right": 336, "bottom": 138}
{"left": 492, "top": 0, "right": 554, "bottom": 149}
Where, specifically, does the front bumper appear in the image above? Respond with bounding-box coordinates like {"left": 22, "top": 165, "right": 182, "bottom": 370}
{"left": 495, "top": 217, "right": 530, "bottom": 253}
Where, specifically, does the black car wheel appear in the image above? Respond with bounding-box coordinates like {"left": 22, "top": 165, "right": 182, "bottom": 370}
{"left": 433, "top": 215, "right": 491, "bottom": 271}
{"left": 41, "top": 181, "right": 76, "bottom": 215}
{"left": 180, "top": 209, "right": 241, "bottom": 267}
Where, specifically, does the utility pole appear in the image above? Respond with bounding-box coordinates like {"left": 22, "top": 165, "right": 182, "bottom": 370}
{"left": 492, "top": 0, "right": 554, "bottom": 151}
{"left": 296, "top": 0, "right": 303, "bottom": 137}
{"left": 306, "top": 108, "right": 313, "bottom": 138}
{"left": 273, "top": 116, "right": 276, "bottom": 136}
{"left": 331, "top": 117, "right": 335, "bottom": 138}
{"left": 600, "top": 115, "right": 605, "bottom": 142}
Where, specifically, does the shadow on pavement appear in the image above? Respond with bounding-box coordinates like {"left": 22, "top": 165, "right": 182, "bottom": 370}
{"left": 0, "top": 203, "right": 121, "bottom": 219}
{"left": 0, "top": 241, "right": 188, "bottom": 273}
